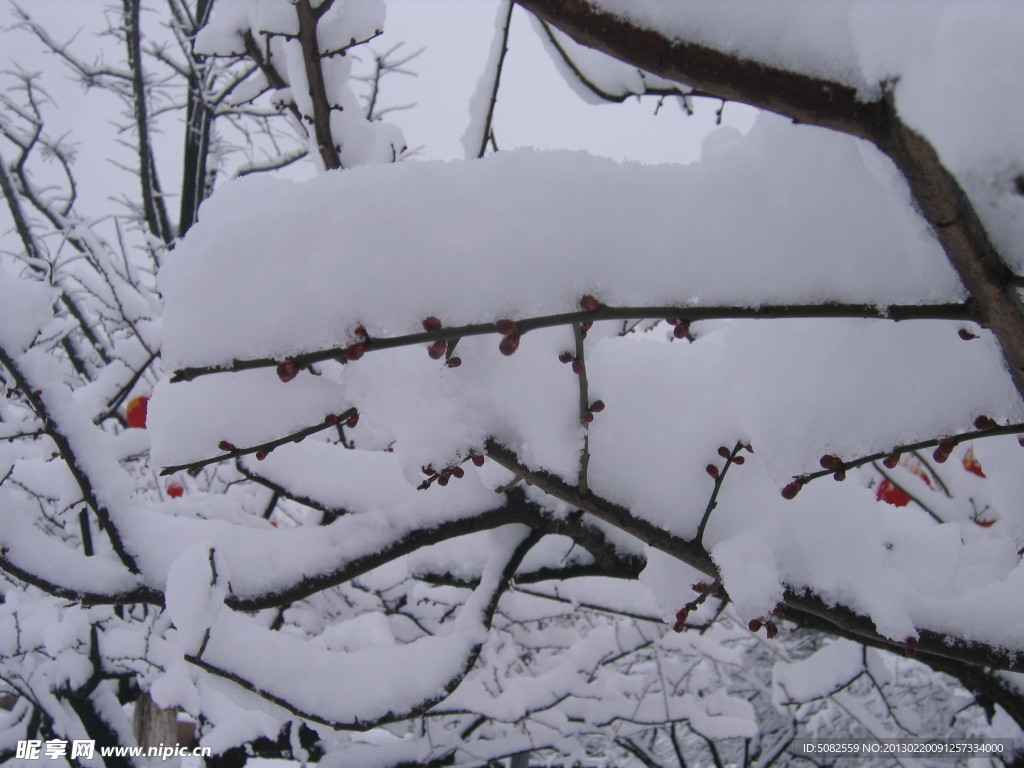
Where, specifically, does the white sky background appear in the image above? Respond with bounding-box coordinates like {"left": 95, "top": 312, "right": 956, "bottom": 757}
{"left": 1, "top": 0, "right": 755, "bottom": 223}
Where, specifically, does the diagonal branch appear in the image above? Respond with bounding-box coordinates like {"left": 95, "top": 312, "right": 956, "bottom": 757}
{"left": 484, "top": 439, "right": 1024, "bottom": 674}
{"left": 514, "top": 0, "right": 1024, "bottom": 403}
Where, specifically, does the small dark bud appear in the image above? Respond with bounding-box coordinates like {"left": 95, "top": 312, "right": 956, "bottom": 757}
{"left": 580, "top": 321, "right": 593, "bottom": 333}
{"left": 256, "top": 450, "right": 269, "bottom": 461}
{"left": 883, "top": 454, "right": 900, "bottom": 469}
{"left": 974, "top": 415, "right": 997, "bottom": 432}
{"left": 582, "top": 410, "right": 594, "bottom": 424}
{"left": 673, "top": 323, "right": 690, "bottom": 339}
{"left": 933, "top": 439, "right": 954, "bottom": 463}
{"left": 446, "top": 356, "right": 462, "bottom": 368}
{"left": 324, "top": 413, "right": 339, "bottom": 425}
{"left": 422, "top": 316, "right": 442, "bottom": 332}
{"left": 452, "top": 466, "right": 465, "bottom": 479}
{"left": 834, "top": 470, "right": 846, "bottom": 481}
{"left": 345, "top": 414, "right": 359, "bottom": 429}
{"left": 732, "top": 455, "right": 745, "bottom": 465}
{"left": 819, "top": 454, "right": 842, "bottom": 470}
{"left": 495, "top": 319, "right": 517, "bottom": 336}
{"left": 354, "top": 324, "right": 368, "bottom": 338}
{"left": 781, "top": 481, "right": 802, "bottom": 499}
{"left": 706, "top": 464, "right": 720, "bottom": 479}
{"left": 579, "top": 294, "right": 600, "bottom": 312}
{"left": 437, "top": 474, "right": 449, "bottom": 486}
{"left": 590, "top": 400, "right": 605, "bottom": 412}
{"left": 958, "top": 328, "right": 978, "bottom": 340}
{"left": 345, "top": 342, "right": 365, "bottom": 361}
{"left": 422, "top": 464, "right": 435, "bottom": 476}
{"left": 765, "top": 621, "right": 779, "bottom": 639}
{"left": 472, "top": 455, "right": 485, "bottom": 467}
{"left": 218, "top": 440, "right": 236, "bottom": 452}
{"left": 718, "top": 446, "right": 731, "bottom": 459}
{"left": 427, "top": 340, "right": 447, "bottom": 359}
{"left": 572, "top": 361, "right": 584, "bottom": 375}
{"left": 499, "top": 334, "right": 520, "bottom": 356}
{"left": 277, "top": 361, "right": 298, "bottom": 382}
{"left": 558, "top": 351, "right": 574, "bottom": 364}
{"left": 748, "top": 618, "right": 762, "bottom": 632}
{"left": 693, "top": 581, "right": 708, "bottom": 593}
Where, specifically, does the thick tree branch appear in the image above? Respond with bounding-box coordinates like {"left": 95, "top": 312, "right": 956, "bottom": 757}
{"left": 515, "top": 0, "right": 1024, "bottom": 402}
{"left": 485, "top": 439, "right": 1024, "bottom": 674}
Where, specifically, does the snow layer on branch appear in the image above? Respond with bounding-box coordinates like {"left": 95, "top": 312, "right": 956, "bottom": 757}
{"left": 588, "top": 0, "right": 1024, "bottom": 269}
{"left": 161, "top": 113, "right": 960, "bottom": 370}
{"left": 0, "top": 268, "right": 53, "bottom": 351}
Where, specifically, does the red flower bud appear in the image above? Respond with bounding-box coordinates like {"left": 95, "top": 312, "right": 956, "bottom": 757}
{"left": 324, "top": 413, "right": 339, "bottom": 425}
{"left": 693, "top": 581, "right": 708, "bottom": 593}
{"left": 446, "top": 356, "right": 462, "bottom": 368}
{"left": 495, "top": 319, "right": 517, "bottom": 336}
{"left": 345, "top": 342, "right": 365, "bottom": 361}
{"left": 883, "top": 454, "right": 900, "bottom": 469}
{"left": 673, "top": 323, "right": 690, "bottom": 339}
{"left": 834, "top": 470, "right": 846, "bottom": 481}
{"left": 781, "top": 481, "right": 802, "bottom": 500}
{"left": 452, "top": 466, "right": 465, "bottom": 479}
{"left": 819, "top": 454, "right": 842, "bottom": 470}
{"left": 427, "top": 340, "right": 447, "bottom": 359}
{"left": 277, "top": 361, "right": 298, "bottom": 382}
{"left": 354, "top": 324, "right": 368, "bottom": 338}
{"left": 748, "top": 618, "right": 762, "bottom": 632}
{"left": 706, "top": 464, "right": 720, "bottom": 479}
{"left": 572, "top": 361, "right": 584, "bottom": 374}
{"left": 472, "top": 454, "right": 485, "bottom": 467}
{"left": 590, "top": 400, "right": 605, "bottom": 412}
{"left": 732, "top": 455, "right": 745, "bottom": 465}
{"left": 579, "top": 294, "right": 599, "bottom": 312}
{"left": 345, "top": 413, "right": 359, "bottom": 429}
{"left": 256, "top": 450, "right": 269, "bottom": 461}
{"left": 580, "top": 321, "right": 593, "bottom": 333}
{"left": 558, "top": 351, "right": 574, "bottom": 364}
{"left": 933, "top": 439, "right": 954, "bottom": 463}
{"left": 218, "top": 440, "right": 236, "bottom": 452}
{"left": 499, "top": 334, "right": 520, "bottom": 356}
{"left": 582, "top": 410, "right": 594, "bottom": 424}
{"left": 974, "top": 415, "right": 997, "bottom": 432}
{"left": 422, "top": 316, "right": 442, "bottom": 332}
{"left": 437, "top": 474, "right": 449, "bottom": 486}
{"left": 958, "top": 328, "right": 978, "bottom": 340}
{"left": 765, "top": 621, "right": 778, "bottom": 639}
{"left": 718, "top": 446, "right": 731, "bottom": 459}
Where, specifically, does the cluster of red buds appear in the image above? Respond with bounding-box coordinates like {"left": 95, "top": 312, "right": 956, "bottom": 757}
{"left": 667, "top": 318, "right": 691, "bottom": 339}
{"left": 582, "top": 400, "right": 605, "bottom": 424}
{"left": 933, "top": 438, "right": 954, "bottom": 463}
{"left": 558, "top": 351, "right": 585, "bottom": 375}
{"left": 819, "top": 453, "right": 847, "bottom": 481}
{"left": 495, "top": 319, "right": 520, "bottom": 355}
{"left": 748, "top": 606, "right": 782, "bottom": 638}
{"left": 706, "top": 445, "right": 746, "bottom": 479}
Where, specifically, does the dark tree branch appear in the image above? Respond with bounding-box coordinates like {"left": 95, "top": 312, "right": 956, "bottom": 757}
{"left": 486, "top": 439, "right": 1024, "bottom": 674}
{"left": 0, "top": 345, "right": 140, "bottom": 574}
{"left": 514, "top": 0, "right": 1024, "bottom": 403}
{"left": 168, "top": 301, "right": 970, "bottom": 382}
{"left": 123, "top": 0, "right": 175, "bottom": 245}
{"left": 294, "top": 0, "right": 342, "bottom": 169}
{"left": 190, "top": 528, "right": 543, "bottom": 730}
